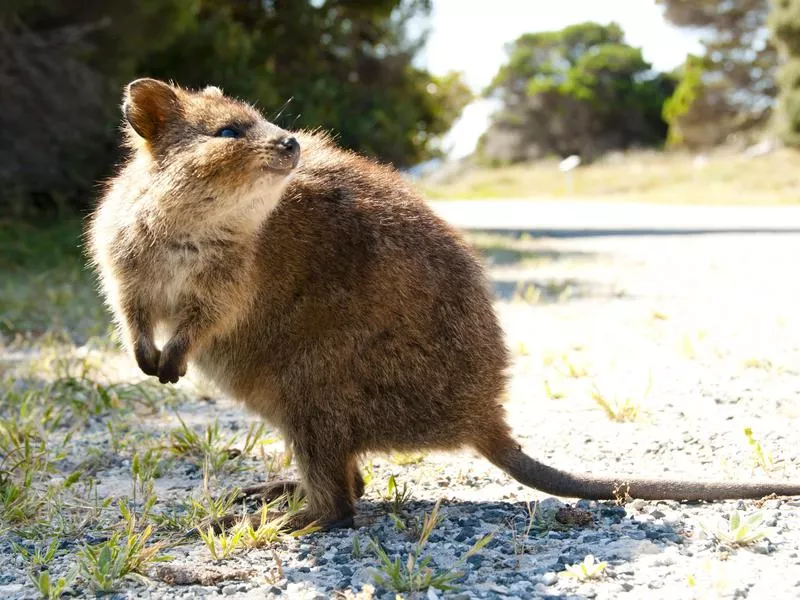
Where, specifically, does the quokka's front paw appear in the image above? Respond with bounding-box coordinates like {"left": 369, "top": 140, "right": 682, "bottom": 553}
{"left": 134, "top": 337, "right": 161, "bottom": 377}
{"left": 157, "top": 337, "right": 188, "bottom": 384}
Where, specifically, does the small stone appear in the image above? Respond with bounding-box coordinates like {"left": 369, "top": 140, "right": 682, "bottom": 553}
{"left": 351, "top": 567, "right": 381, "bottom": 588}
{"left": 455, "top": 527, "right": 476, "bottom": 542}
{"left": 481, "top": 509, "right": 508, "bottom": 520}
{"left": 541, "top": 572, "right": 558, "bottom": 586}
{"left": 599, "top": 505, "right": 627, "bottom": 521}
{"left": 466, "top": 554, "right": 484, "bottom": 567}
{"left": 222, "top": 584, "right": 237, "bottom": 595}
{"left": 631, "top": 499, "right": 646, "bottom": 511}
{"left": 752, "top": 541, "right": 773, "bottom": 555}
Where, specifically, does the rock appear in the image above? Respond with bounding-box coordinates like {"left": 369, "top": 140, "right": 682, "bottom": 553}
{"left": 753, "top": 541, "right": 774, "bottom": 555}
{"left": 603, "top": 539, "right": 661, "bottom": 559}
{"left": 466, "top": 555, "right": 484, "bottom": 567}
{"left": 541, "top": 572, "right": 558, "bottom": 586}
{"left": 351, "top": 567, "right": 380, "bottom": 588}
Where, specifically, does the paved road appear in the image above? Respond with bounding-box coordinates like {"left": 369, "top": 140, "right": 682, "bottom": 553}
{"left": 428, "top": 199, "right": 800, "bottom": 237}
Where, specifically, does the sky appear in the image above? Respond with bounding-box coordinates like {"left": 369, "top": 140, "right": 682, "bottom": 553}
{"left": 420, "top": 0, "right": 704, "bottom": 158}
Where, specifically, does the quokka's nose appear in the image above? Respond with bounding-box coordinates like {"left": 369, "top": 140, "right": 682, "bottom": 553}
{"left": 277, "top": 135, "right": 300, "bottom": 166}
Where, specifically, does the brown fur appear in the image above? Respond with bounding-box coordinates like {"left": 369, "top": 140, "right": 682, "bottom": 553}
{"left": 88, "top": 79, "right": 800, "bottom": 530}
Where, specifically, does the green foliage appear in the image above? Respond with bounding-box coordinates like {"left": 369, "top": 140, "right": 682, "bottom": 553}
{"left": 2, "top": 0, "right": 470, "bottom": 217}
{"left": 659, "top": 0, "right": 777, "bottom": 146}
{"left": 368, "top": 499, "right": 493, "bottom": 593}
{"left": 486, "top": 22, "right": 625, "bottom": 106}
{"left": 560, "top": 554, "right": 607, "bottom": 581}
{"left": 481, "top": 22, "right": 674, "bottom": 162}
{"left": 770, "top": 0, "right": 800, "bottom": 146}
{"left": 76, "top": 500, "right": 170, "bottom": 592}
{"left": 663, "top": 55, "right": 709, "bottom": 147}
{"left": 700, "top": 509, "right": 768, "bottom": 546}
{"left": 168, "top": 414, "right": 266, "bottom": 475}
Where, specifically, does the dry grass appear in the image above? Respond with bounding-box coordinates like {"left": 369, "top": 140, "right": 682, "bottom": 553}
{"left": 421, "top": 148, "right": 800, "bottom": 204}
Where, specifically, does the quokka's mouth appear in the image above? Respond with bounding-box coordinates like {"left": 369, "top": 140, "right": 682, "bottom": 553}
{"left": 261, "top": 155, "right": 298, "bottom": 175}
{"left": 261, "top": 164, "right": 295, "bottom": 175}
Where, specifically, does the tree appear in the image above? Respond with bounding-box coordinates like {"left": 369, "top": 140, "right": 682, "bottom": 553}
{"left": 480, "top": 22, "right": 674, "bottom": 163}
{"left": 770, "top": 0, "right": 800, "bottom": 146}
{"left": 662, "top": 54, "right": 740, "bottom": 148}
{"left": 658, "top": 0, "right": 776, "bottom": 146}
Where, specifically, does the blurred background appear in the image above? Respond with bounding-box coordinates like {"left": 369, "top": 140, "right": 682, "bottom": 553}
{"left": 2, "top": 0, "right": 800, "bottom": 219}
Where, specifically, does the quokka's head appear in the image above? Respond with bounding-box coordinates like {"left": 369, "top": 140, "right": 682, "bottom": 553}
{"left": 121, "top": 78, "right": 300, "bottom": 221}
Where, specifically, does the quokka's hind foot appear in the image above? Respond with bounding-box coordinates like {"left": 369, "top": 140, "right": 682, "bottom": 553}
{"left": 207, "top": 507, "right": 354, "bottom": 535}
{"left": 185, "top": 480, "right": 305, "bottom": 536}
{"left": 235, "top": 479, "right": 304, "bottom": 502}
{"left": 206, "top": 509, "right": 282, "bottom": 534}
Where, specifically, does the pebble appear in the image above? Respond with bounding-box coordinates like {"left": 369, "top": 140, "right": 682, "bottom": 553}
{"left": 541, "top": 572, "right": 558, "bottom": 586}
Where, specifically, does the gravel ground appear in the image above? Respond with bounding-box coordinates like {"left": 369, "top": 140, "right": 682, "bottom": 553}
{"left": 3, "top": 229, "right": 800, "bottom": 599}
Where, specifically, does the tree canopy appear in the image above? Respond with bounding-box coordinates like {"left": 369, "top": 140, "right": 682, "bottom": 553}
{"left": 1, "top": 0, "right": 470, "bottom": 216}
{"left": 480, "top": 22, "right": 674, "bottom": 163}
{"left": 658, "top": 0, "right": 776, "bottom": 147}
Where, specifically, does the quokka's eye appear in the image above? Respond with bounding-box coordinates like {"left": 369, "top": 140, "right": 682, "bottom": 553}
{"left": 216, "top": 127, "right": 241, "bottom": 139}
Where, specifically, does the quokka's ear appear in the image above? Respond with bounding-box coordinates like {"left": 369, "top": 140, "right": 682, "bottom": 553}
{"left": 122, "top": 78, "right": 180, "bottom": 140}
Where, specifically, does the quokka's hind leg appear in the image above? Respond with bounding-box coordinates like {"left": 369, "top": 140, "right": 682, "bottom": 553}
{"left": 237, "top": 480, "right": 303, "bottom": 502}
{"left": 208, "top": 439, "right": 358, "bottom": 533}
{"left": 288, "top": 441, "right": 356, "bottom": 531}
{"left": 207, "top": 480, "right": 303, "bottom": 534}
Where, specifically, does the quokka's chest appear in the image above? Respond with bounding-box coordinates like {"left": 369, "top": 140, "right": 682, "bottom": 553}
{"left": 145, "top": 242, "right": 207, "bottom": 313}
